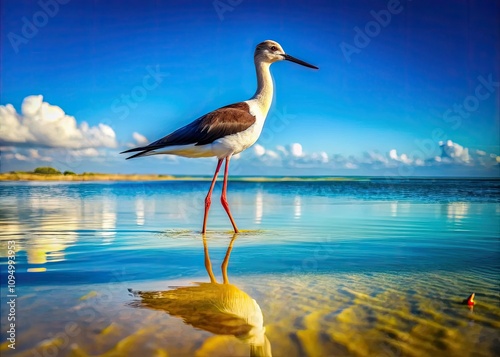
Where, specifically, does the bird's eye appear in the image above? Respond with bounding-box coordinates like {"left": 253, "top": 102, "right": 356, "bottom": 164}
{"left": 270, "top": 46, "right": 278, "bottom": 51}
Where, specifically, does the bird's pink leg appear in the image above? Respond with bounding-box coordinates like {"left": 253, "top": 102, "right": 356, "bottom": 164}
{"left": 221, "top": 156, "right": 239, "bottom": 233}
{"left": 202, "top": 235, "right": 217, "bottom": 283}
{"left": 202, "top": 159, "right": 223, "bottom": 234}
{"left": 221, "top": 234, "right": 238, "bottom": 284}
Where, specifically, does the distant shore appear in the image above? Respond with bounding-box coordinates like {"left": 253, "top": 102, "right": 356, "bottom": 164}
{"left": 1, "top": 168, "right": 497, "bottom": 182}
{"left": 0, "top": 172, "right": 177, "bottom": 181}
{"left": 0, "top": 172, "right": 367, "bottom": 182}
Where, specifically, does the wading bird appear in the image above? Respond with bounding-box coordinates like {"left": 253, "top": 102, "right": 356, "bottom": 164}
{"left": 121, "top": 40, "right": 318, "bottom": 233}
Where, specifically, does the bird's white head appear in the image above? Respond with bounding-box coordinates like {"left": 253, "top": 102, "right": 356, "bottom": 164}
{"left": 254, "top": 40, "right": 318, "bottom": 69}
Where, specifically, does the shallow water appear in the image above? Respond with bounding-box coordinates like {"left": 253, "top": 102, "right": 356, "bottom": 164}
{"left": 0, "top": 179, "right": 499, "bottom": 356}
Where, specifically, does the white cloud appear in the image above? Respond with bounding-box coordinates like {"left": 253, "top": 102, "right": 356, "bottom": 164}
{"left": 390, "top": 140, "right": 497, "bottom": 168}
{"left": 438, "top": 140, "right": 470, "bottom": 164}
{"left": 0, "top": 95, "right": 117, "bottom": 149}
{"left": 132, "top": 132, "right": 149, "bottom": 146}
{"left": 151, "top": 153, "right": 177, "bottom": 161}
{"left": 360, "top": 151, "right": 389, "bottom": 166}
{"left": 414, "top": 158, "right": 425, "bottom": 166}
{"left": 275, "top": 145, "right": 288, "bottom": 157}
{"left": 241, "top": 139, "right": 498, "bottom": 173}
{"left": 244, "top": 142, "right": 330, "bottom": 168}
{"left": 27, "top": 149, "right": 52, "bottom": 162}
{"left": 310, "top": 151, "right": 329, "bottom": 164}
{"left": 2, "top": 129, "right": 498, "bottom": 175}
{"left": 126, "top": 132, "right": 150, "bottom": 148}
{"left": 68, "top": 148, "right": 101, "bottom": 158}
{"left": 3, "top": 148, "right": 52, "bottom": 162}
{"left": 4, "top": 152, "right": 29, "bottom": 161}
{"left": 475, "top": 151, "right": 500, "bottom": 168}
{"left": 290, "top": 143, "right": 303, "bottom": 157}
{"left": 388, "top": 149, "right": 413, "bottom": 165}
{"left": 253, "top": 144, "right": 266, "bottom": 157}
{"left": 266, "top": 150, "right": 280, "bottom": 159}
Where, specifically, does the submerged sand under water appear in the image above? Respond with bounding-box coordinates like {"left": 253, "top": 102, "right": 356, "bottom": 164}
{"left": 3, "top": 268, "right": 499, "bottom": 357}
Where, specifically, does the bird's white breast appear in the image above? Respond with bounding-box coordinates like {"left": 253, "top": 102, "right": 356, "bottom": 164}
{"left": 211, "top": 100, "right": 268, "bottom": 158}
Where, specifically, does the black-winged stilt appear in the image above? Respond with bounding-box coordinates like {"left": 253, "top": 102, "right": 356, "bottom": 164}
{"left": 121, "top": 40, "right": 318, "bottom": 233}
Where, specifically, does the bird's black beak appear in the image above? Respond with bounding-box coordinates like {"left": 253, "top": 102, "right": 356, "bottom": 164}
{"left": 283, "top": 54, "right": 319, "bottom": 69}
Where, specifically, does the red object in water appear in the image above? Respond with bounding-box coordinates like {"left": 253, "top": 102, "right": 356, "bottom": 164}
{"left": 463, "top": 293, "right": 475, "bottom": 306}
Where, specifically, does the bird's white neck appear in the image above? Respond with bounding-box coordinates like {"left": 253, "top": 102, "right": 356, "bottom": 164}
{"left": 251, "top": 60, "right": 273, "bottom": 117}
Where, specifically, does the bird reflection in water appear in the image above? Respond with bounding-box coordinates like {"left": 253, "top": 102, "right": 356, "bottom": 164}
{"left": 129, "top": 235, "right": 272, "bottom": 357}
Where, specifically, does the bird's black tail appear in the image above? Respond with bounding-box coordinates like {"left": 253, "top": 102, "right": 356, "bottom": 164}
{"left": 120, "top": 146, "right": 154, "bottom": 160}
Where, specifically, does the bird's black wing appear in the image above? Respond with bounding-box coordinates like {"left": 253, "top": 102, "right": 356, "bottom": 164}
{"left": 121, "top": 102, "right": 256, "bottom": 159}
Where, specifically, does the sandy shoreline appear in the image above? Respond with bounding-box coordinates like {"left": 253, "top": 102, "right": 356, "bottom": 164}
{"left": 0, "top": 172, "right": 178, "bottom": 181}
{"left": 0, "top": 173, "right": 367, "bottom": 182}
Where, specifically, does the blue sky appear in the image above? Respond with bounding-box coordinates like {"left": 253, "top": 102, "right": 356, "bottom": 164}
{"left": 1, "top": 0, "right": 499, "bottom": 176}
